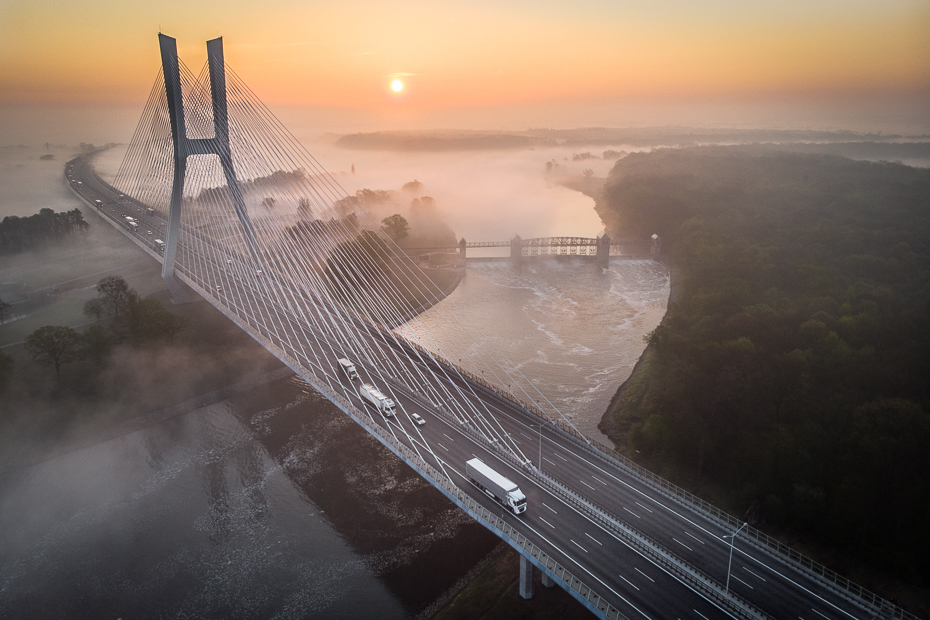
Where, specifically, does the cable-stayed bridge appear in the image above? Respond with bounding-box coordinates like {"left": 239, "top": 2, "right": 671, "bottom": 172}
{"left": 65, "top": 34, "right": 916, "bottom": 620}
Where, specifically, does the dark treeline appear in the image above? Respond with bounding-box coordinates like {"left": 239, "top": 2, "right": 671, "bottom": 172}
{"left": 598, "top": 147, "right": 930, "bottom": 592}
{"left": 0, "top": 208, "right": 89, "bottom": 254}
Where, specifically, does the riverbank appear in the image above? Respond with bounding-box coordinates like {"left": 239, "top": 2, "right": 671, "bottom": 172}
{"left": 598, "top": 260, "right": 676, "bottom": 448}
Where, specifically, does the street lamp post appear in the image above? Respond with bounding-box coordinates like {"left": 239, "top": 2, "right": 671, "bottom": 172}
{"left": 724, "top": 522, "right": 748, "bottom": 594}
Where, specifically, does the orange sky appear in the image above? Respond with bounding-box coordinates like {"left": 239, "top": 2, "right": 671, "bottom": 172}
{"left": 0, "top": 0, "right": 928, "bottom": 111}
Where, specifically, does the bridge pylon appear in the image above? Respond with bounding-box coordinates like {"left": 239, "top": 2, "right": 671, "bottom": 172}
{"left": 157, "top": 33, "right": 262, "bottom": 283}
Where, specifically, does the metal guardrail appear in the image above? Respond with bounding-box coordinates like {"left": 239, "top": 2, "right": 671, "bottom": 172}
{"left": 387, "top": 376, "right": 769, "bottom": 620}
{"left": 74, "top": 156, "right": 918, "bottom": 620}
{"left": 169, "top": 273, "right": 630, "bottom": 620}
{"left": 389, "top": 335, "right": 919, "bottom": 620}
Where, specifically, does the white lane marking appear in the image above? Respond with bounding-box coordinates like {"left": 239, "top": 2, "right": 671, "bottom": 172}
{"left": 570, "top": 539, "right": 589, "bottom": 553}
{"left": 592, "top": 475, "right": 608, "bottom": 486}
{"left": 623, "top": 507, "right": 641, "bottom": 519}
{"left": 555, "top": 452, "right": 568, "bottom": 461}
{"left": 742, "top": 566, "right": 766, "bottom": 582}
{"left": 584, "top": 532, "right": 603, "bottom": 546}
{"left": 543, "top": 457, "right": 557, "bottom": 466}
{"left": 685, "top": 531, "right": 705, "bottom": 545}
{"left": 694, "top": 611, "right": 710, "bottom": 620}
{"left": 436, "top": 442, "right": 450, "bottom": 452}
{"left": 634, "top": 567, "right": 654, "bottom": 582}
{"left": 730, "top": 575, "right": 753, "bottom": 589}
{"left": 542, "top": 502, "right": 558, "bottom": 514}
{"left": 427, "top": 396, "right": 726, "bottom": 620}
{"left": 580, "top": 480, "right": 596, "bottom": 491}
{"left": 512, "top": 438, "right": 522, "bottom": 445}
{"left": 811, "top": 610, "right": 832, "bottom": 620}
{"left": 539, "top": 516, "right": 556, "bottom": 529}
{"left": 520, "top": 431, "right": 534, "bottom": 440}
{"left": 618, "top": 574, "right": 640, "bottom": 591}
{"left": 634, "top": 501, "right": 653, "bottom": 513}
{"left": 672, "top": 537, "right": 693, "bottom": 552}
{"left": 442, "top": 433, "right": 455, "bottom": 442}
{"left": 512, "top": 515, "right": 655, "bottom": 620}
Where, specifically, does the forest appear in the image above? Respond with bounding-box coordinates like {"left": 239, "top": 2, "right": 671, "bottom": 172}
{"left": 0, "top": 207, "right": 89, "bottom": 254}
{"left": 598, "top": 146, "right": 930, "bottom": 594}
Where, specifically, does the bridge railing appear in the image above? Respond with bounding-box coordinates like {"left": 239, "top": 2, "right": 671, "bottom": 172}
{"left": 77, "top": 157, "right": 915, "bottom": 620}
{"left": 170, "top": 270, "right": 632, "bottom": 620}
{"left": 387, "top": 375, "right": 769, "bottom": 620}
{"left": 386, "top": 332, "right": 918, "bottom": 620}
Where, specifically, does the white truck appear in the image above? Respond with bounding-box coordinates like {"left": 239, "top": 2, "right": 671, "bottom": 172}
{"left": 154, "top": 239, "right": 166, "bottom": 251}
{"left": 466, "top": 458, "right": 527, "bottom": 514}
{"left": 359, "top": 383, "right": 395, "bottom": 417}
{"left": 337, "top": 357, "right": 359, "bottom": 380}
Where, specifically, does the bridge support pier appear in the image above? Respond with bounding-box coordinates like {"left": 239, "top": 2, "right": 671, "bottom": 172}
{"left": 541, "top": 571, "right": 555, "bottom": 588}
{"left": 519, "top": 554, "right": 534, "bottom": 599}
{"left": 459, "top": 237, "right": 467, "bottom": 264}
{"left": 510, "top": 235, "right": 523, "bottom": 263}
{"left": 596, "top": 232, "right": 611, "bottom": 266}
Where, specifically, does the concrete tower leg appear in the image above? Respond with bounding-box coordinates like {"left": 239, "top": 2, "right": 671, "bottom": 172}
{"left": 158, "top": 33, "right": 186, "bottom": 284}
{"left": 519, "top": 555, "right": 534, "bottom": 599}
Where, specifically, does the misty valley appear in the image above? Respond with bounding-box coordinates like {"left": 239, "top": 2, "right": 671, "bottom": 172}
{"left": 1, "top": 127, "right": 929, "bottom": 619}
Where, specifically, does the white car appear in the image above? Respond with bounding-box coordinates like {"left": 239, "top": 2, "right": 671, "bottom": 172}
{"left": 411, "top": 413, "right": 426, "bottom": 426}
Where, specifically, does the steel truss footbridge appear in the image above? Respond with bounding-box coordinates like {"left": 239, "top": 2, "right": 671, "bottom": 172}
{"left": 66, "top": 34, "right": 915, "bottom": 620}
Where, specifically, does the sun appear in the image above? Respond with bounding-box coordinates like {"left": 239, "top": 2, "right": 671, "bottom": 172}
{"left": 390, "top": 79, "right": 404, "bottom": 93}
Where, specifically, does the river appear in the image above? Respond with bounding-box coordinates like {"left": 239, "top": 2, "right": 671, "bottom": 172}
{"left": 0, "top": 123, "right": 668, "bottom": 617}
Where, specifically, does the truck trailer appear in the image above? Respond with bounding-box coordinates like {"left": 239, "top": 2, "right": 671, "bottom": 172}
{"left": 337, "top": 357, "right": 359, "bottom": 380}
{"left": 359, "top": 382, "right": 395, "bottom": 417}
{"left": 465, "top": 458, "right": 527, "bottom": 514}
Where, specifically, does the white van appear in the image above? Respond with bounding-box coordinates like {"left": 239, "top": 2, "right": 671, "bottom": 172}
{"left": 154, "top": 239, "right": 166, "bottom": 251}
{"left": 337, "top": 357, "right": 359, "bottom": 380}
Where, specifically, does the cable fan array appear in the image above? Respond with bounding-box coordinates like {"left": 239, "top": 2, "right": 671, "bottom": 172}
{"left": 111, "top": 53, "right": 589, "bottom": 479}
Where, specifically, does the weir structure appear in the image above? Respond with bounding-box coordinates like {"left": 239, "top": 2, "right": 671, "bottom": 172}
{"left": 61, "top": 33, "right": 920, "bottom": 620}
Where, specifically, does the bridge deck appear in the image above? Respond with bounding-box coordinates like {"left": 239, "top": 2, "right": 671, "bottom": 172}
{"left": 67, "top": 153, "right": 915, "bottom": 620}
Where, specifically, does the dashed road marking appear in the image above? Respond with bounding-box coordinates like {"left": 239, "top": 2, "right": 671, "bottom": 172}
{"left": 584, "top": 532, "right": 603, "bottom": 546}
{"left": 543, "top": 457, "right": 557, "bottom": 466}
{"left": 742, "top": 566, "right": 766, "bottom": 582}
{"left": 580, "top": 480, "right": 596, "bottom": 491}
{"left": 672, "top": 537, "right": 693, "bottom": 551}
{"left": 618, "top": 574, "right": 640, "bottom": 591}
{"left": 436, "top": 442, "right": 450, "bottom": 451}
{"left": 570, "top": 539, "right": 589, "bottom": 553}
{"left": 623, "top": 507, "right": 641, "bottom": 519}
{"left": 731, "top": 575, "right": 753, "bottom": 589}
{"left": 684, "top": 531, "right": 705, "bottom": 545}
{"left": 592, "top": 475, "right": 608, "bottom": 486}
{"left": 542, "top": 502, "right": 557, "bottom": 514}
{"left": 555, "top": 453, "right": 568, "bottom": 461}
{"left": 539, "top": 517, "right": 556, "bottom": 529}
{"left": 811, "top": 609, "right": 831, "bottom": 620}
{"left": 634, "top": 501, "right": 653, "bottom": 513}
{"left": 634, "top": 567, "right": 654, "bottom": 582}
{"left": 694, "top": 610, "right": 710, "bottom": 620}
{"left": 442, "top": 433, "right": 455, "bottom": 442}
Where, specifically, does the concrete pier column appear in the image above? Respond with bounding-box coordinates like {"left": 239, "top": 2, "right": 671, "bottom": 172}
{"left": 459, "top": 237, "right": 467, "bottom": 263}
{"left": 511, "top": 235, "right": 523, "bottom": 262}
{"left": 541, "top": 571, "right": 555, "bottom": 588}
{"left": 596, "top": 232, "right": 611, "bottom": 266}
{"left": 519, "top": 555, "right": 534, "bottom": 599}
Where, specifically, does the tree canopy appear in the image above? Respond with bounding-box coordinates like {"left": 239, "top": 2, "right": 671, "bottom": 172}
{"left": 0, "top": 208, "right": 88, "bottom": 254}
{"left": 25, "top": 325, "right": 83, "bottom": 375}
{"left": 600, "top": 146, "right": 930, "bottom": 585}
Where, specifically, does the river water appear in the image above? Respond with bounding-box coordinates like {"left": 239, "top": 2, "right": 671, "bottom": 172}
{"left": 0, "top": 121, "right": 668, "bottom": 617}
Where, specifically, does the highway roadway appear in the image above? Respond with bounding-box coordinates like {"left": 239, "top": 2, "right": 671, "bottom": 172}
{"left": 67, "top": 154, "right": 893, "bottom": 620}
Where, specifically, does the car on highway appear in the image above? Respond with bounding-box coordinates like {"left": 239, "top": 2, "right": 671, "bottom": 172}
{"left": 411, "top": 413, "right": 426, "bottom": 426}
